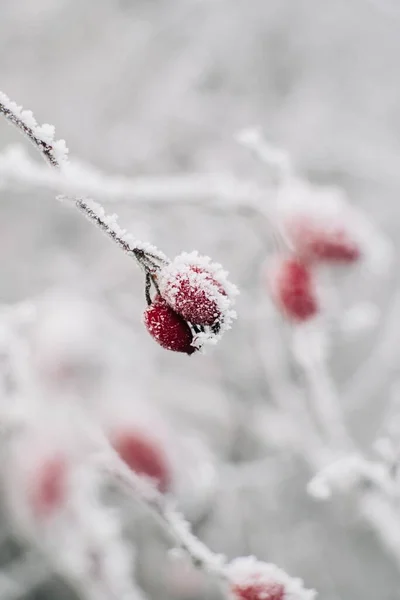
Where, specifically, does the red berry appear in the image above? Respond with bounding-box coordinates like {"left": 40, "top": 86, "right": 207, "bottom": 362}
{"left": 287, "top": 217, "right": 361, "bottom": 263}
{"left": 144, "top": 295, "right": 196, "bottom": 354}
{"left": 271, "top": 257, "right": 319, "bottom": 322}
{"left": 231, "top": 581, "right": 285, "bottom": 600}
{"left": 112, "top": 430, "right": 171, "bottom": 493}
{"left": 30, "top": 455, "right": 67, "bottom": 517}
{"left": 159, "top": 266, "right": 226, "bottom": 326}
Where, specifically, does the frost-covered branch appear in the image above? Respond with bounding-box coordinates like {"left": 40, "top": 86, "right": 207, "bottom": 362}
{"left": 0, "top": 144, "right": 263, "bottom": 208}
{"left": 0, "top": 93, "right": 68, "bottom": 168}
{"left": 58, "top": 195, "right": 169, "bottom": 273}
{"left": 98, "top": 450, "right": 315, "bottom": 600}
{"left": 97, "top": 450, "right": 227, "bottom": 578}
{"left": 0, "top": 92, "right": 239, "bottom": 354}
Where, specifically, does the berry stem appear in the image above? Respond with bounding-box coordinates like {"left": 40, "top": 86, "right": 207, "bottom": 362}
{"left": 145, "top": 273, "right": 152, "bottom": 306}
{"left": 58, "top": 194, "right": 169, "bottom": 273}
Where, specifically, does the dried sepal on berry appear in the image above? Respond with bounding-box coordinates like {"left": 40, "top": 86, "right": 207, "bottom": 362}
{"left": 226, "top": 557, "right": 316, "bottom": 600}
{"left": 143, "top": 295, "right": 196, "bottom": 355}
{"left": 111, "top": 429, "right": 171, "bottom": 493}
{"left": 268, "top": 256, "right": 319, "bottom": 323}
{"left": 157, "top": 251, "right": 238, "bottom": 348}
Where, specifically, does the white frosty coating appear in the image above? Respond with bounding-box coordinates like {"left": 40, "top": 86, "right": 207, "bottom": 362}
{"left": 157, "top": 251, "right": 239, "bottom": 350}
{"left": 307, "top": 454, "right": 395, "bottom": 501}
{"left": 236, "top": 129, "right": 293, "bottom": 183}
{"left": 0, "top": 91, "right": 68, "bottom": 167}
{"left": 0, "top": 144, "right": 265, "bottom": 208}
{"left": 58, "top": 195, "right": 169, "bottom": 267}
{"left": 225, "top": 557, "right": 316, "bottom": 600}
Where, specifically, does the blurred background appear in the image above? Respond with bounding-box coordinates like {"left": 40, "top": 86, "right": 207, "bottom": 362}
{"left": 1, "top": 1, "right": 400, "bottom": 599}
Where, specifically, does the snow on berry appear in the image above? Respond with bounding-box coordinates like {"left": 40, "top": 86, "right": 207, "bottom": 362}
{"left": 29, "top": 455, "right": 68, "bottom": 518}
{"left": 144, "top": 295, "right": 196, "bottom": 354}
{"left": 226, "top": 557, "right": 316, "bottom": 600}
{"left": 157, "top": 251, "right": 238, "bottom": 328}
{"left": 111, "top": 429, "right": 171, "bottom": 493}
{"left": 269, "top": 257, "right": 319, "bottom": 322}
{"left": 285, "top": 215, "right": 361, "bottom": 264}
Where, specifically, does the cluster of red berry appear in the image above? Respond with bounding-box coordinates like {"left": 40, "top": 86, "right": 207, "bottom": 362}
{"left": 143, "top": 252, "right": 237, "bottom": 355}
{"left": 269, "top": 215, "right": 361, "bottom": 322}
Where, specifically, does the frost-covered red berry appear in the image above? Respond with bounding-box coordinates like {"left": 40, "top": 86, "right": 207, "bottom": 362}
{"left": 30, "top": 455, "right": 67, "bottom": 518}
{"left": 157, "top": 252, "right": 237, "bottom": 327}
{"left": 286, "top": 216, "right": 361, "bottom": 264}
{"left": 226, "top": 558, "right": 315, "bottom": 600}
{"left": 144, "top": 295, "right": 195, "bottom": 354}
{"left": 269, "top": 257, "right": 319, "bottom": 322}
{"left": 231, "top": 580, "right": 284, "bottom": 600}
{"left": 112, "top": 430, "right": 171, "bottom": 493}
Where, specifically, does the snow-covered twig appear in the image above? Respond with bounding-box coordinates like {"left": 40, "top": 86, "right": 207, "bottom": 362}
{"left": 0, "top": 94, "right": 169, "bottom": 278}
{"left": 97, "top": 450, "right": 227, "bottom": 578}
{"left": 58, "top": 195, "right": 169, "bottom": 273}
{"left": 235, "top": 128, "right": 293, "bottom": 184}
{"left": 0, "top": 92, "right": 68, "bottom": 168}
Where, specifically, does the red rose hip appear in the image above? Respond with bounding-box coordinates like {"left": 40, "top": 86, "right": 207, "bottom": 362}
{"left": 287, "top": 216, "right": 361, "bottom": 264}
{"left": 144, "top": 295, "right": 196, "bottom": 354}
{"left": 30, "top": 455, "right": 67, "bottom": 518}
{"left": 231, "top": 581, "right": 285, "bottom": 600}
{"left": 112, "top": 430, "right": 171, "bottom": 493}
{"left": 158, "top": 265, "right": 227, "bottom": 326}
{"left": 270, "top": 257, "right": 319, "bottom": 322}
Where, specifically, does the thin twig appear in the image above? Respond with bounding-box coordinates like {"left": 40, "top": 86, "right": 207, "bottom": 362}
{"left": 96, "top": 451, "right": 227, "bottom": 579}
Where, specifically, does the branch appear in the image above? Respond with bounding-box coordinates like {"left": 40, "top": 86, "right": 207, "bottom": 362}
{"left": 97, "top": 451, "right": 227, "bottom": 578}
{"left": 0, "top": 93, "right": 68, "bottom": 168}
{"left": 0, "top": 144, "right": 265, "bottom": 208}
{"left": 0, "top": 93, "right": 169, "bottom": 278}
{"left": 58, "top": 195, "right": 169, "bottom": 273}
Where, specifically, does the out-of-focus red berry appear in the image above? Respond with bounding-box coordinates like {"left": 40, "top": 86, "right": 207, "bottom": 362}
{"left": 270, "top": 257, "right": 319, "bottom": 322}
{"left": 30, "top": 455, "right": 67, "bottom": 518}
{"left": 143, "top": 296, "right": 196, "bottom": 354}
{"left": 112, "top": 430, "right": 171, "bottom": 493}
{"left": 287, "top": 217, "right": 361, "bottom": 264}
